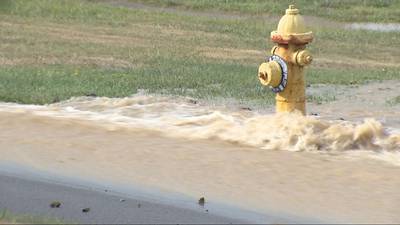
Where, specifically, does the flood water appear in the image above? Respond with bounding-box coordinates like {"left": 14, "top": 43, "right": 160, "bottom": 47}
{"left": 0, "top": 93, "right": 400, "bottom": 223}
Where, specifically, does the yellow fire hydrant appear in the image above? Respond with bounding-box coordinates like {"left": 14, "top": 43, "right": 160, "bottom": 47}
{"left": 258, "top": 5, "right": 313, "bottom": 115}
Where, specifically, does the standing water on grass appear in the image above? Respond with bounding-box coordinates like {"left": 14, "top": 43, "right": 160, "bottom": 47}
{"left": 345, "top": 23, "right": 400, "bottom": 32}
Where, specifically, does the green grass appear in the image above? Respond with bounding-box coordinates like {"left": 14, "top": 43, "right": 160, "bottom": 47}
{"left": 387, "top": 95, "right": 400, "bottom": 106}
{"left": 0, "top": 0, "right": 398, "bottom": 105}
{"left": 394, "top": 96, "right": 400, "bottom": 104}
{"left": 0, "top": 209, "right": 65, "bottom": 224}
{"left": 130, "top": 0, "right": 400, "bottom": 23}
{"left": 0, "top": 61, "right": 396, "bottom": 105}
{"left": 0, "top": 62, "right": 273, "bottom": 105}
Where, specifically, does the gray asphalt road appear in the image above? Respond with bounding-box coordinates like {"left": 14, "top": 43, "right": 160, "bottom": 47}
{"left": 0, "top": 173, "right": 244, "bottom": 224}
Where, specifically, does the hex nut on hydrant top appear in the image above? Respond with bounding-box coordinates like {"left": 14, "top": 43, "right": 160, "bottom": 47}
{"left": 258, "top": 5, "right": 313, "bottom": 115}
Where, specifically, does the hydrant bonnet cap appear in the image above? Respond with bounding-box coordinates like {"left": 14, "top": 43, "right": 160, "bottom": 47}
{"left": 271, "top": 5, "right": 313, "bottom": 44}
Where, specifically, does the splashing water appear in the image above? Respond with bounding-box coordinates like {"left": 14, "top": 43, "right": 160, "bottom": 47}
{"left": 0, "top": 94, "right": 399, "bottom": 163}
{"left": 2, "top": 94, "right": 400, "bottom": 223}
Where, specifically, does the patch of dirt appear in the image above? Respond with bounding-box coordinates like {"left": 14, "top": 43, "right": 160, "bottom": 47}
{"left": 1, "top": 18, "right": 227, "bottom": 49}
{"left": 197, "top": 47, "right": 263, "bottom": 61}
{"left": 315, "top": 57, "right": 400, "bottom": 69}
{"left": 0, "top": 56, "right": 135, "bottom": 69}
{"left": 37, "top": 26, "right": 151, "bottom": 47}
{"left": 0, "top": 20, "right": 151, "bottom": 47}
{"left": 195, "top": 46, "right": 400, "bottom": 69}
{"left": 309, "top": 80, "right": 400, "bottom": 127}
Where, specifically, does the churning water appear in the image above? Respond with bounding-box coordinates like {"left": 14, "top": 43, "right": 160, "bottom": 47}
{"left": 1, "top": 94, "right": 399, "bottom": 159}
{"left": 1, "top": 94, "right": 400, "bottom": 223}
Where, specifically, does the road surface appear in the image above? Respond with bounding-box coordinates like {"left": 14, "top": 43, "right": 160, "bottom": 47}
{"left": 0, "top": 172, "right": 244, "bottom": 224}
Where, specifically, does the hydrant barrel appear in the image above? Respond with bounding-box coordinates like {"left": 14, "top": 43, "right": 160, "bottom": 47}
{"left": 258, "top": 5, "right": 313, "bottom": 115}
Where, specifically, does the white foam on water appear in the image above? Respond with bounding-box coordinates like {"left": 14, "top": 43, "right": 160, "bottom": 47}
{"left": 0, "top": 94, "right": 399, "bottom": 165}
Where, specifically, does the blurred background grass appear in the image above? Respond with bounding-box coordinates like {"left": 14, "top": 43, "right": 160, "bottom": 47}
{"left": 130, "top": 0, "right": 400, "bottom": 22}
{"left": 0, "top": 208, "right": 65, "bottom": 224}
{"left": 0, "top": 0, "right": 398, "bottom": 105}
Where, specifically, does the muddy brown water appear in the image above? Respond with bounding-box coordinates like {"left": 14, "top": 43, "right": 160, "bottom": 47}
{"left": 1, "top": 80, "right": 400, "bottom": 223}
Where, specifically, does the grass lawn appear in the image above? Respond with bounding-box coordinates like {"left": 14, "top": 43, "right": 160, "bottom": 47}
{"left": 129, "top": 0, "right": 400, "bottom": 23}
{"left": 0, "top": 0, "right": 399, "bottom": 105}
{"left": 387, "top": 95, "right": 400, "bottom": 106}
{"left": 0, "top": 209, "right": 64, "bottom": 224}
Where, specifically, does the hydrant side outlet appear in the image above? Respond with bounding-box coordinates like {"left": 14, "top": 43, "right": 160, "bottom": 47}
{"left": 258, "top": 61, "right": 282, "bottom": 87}
{"left": 258, "top": 5, "right": 313, "bottom": 115}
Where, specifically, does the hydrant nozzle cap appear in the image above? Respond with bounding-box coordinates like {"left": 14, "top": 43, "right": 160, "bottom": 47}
{"left": 270, "top": 5, "right": 313, "bottom": 45}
